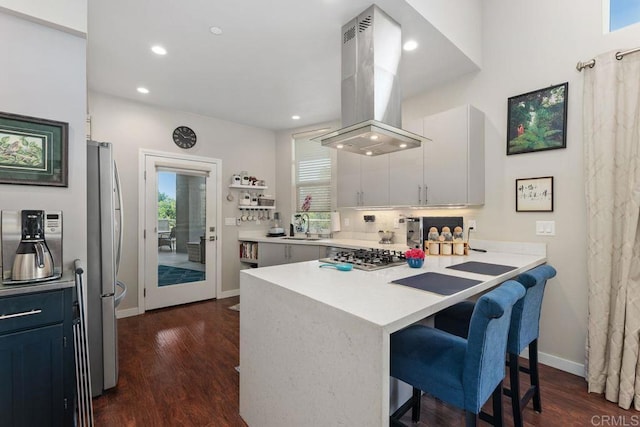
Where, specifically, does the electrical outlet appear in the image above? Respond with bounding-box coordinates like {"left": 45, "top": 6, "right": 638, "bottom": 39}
{"left": 393, "top": 218, "right": 400, "bottom": 229}
{"left": 467, "top": 219, "right": 477, "bottom": 230}
{"left": 344, "top": 218, "right": 350, "bottom": 227}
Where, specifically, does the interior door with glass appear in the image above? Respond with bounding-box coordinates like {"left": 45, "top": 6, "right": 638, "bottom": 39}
{"left": 143, "top": 153, "right": 218, "bottom": 310}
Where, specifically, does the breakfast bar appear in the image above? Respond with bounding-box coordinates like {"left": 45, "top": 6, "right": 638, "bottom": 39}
{"left": 239, "top": 241, "right": 546, "bottom": 427}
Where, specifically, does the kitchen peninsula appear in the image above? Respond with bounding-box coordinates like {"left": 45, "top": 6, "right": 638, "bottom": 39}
{"left": 239, "top": 241, "right": 546, "bottom": 426}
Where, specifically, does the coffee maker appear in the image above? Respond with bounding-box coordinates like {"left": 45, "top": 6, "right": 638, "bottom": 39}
{"left": 1, "top": 210, "right": 62, "bottom": 284}
{"left": 406, "top": 217, "right": 422, "bottom": 248}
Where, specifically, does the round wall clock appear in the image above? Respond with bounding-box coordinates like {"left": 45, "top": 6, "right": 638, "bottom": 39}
{"left": 172, "top": 126, "right": 197, "bottom": 149}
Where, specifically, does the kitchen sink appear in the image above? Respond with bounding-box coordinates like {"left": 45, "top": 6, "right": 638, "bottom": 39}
{"left": 282, "top": 236, "right": 322, "bottom": 241}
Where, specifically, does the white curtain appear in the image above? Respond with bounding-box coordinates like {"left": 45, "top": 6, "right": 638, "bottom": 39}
{"left": 584, "top": 50, "right": 640, "bottom": 410}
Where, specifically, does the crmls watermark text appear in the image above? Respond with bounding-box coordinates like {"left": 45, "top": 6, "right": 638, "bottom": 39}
{"left": 592, "top": 415, "right": 640, "bottom": 426}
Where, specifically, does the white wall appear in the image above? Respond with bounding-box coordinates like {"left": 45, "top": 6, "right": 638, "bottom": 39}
{"left": 406, "top": 0, "right": 483, "bottom": 66}
{"left": 403, "top": 0, "right": 640, "bottom": 369}
{"left": 0, "top": 11, "right": 87, "bottom": 277}
{"left": 88, "top": 92, "right": 276, "bottom": 312}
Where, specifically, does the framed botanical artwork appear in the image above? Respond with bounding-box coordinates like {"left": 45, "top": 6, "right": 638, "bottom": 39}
{"left": 516, "top": 176, "right": 554, "bottom": 212}
{"left": 0, "top": 112, "right": 68, "bottom": 187}
{"left": 507, "top": 82, "right": 568, "bottom": 155}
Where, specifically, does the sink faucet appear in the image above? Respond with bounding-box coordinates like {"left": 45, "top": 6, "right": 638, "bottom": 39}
{"left": 302, "top": 213, "right": 310, "bottom": 237}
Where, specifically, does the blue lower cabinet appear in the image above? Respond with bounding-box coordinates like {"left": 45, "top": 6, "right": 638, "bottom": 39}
{"left": 0, "top": 288, "right": 74, "bottom": 427}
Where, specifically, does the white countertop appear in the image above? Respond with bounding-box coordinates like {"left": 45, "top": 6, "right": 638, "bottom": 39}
{"left": 241, "top": 246, "right": 546, "bottom": 333}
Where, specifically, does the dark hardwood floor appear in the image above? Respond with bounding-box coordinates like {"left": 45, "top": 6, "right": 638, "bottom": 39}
{"left": 93, "top": 297, "right": 633, "bottom": 426}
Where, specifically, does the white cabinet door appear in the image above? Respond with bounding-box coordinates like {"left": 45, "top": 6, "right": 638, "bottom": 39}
{"left": 360, "top": 154, "right": 389, "bottom": 206}
{"left": 422, "top": 105, "right": 484, "bottom": 206}
{"left": 389, "top": 118, "right": 424, "bottom": 206}
{"left": 288, "top": 245, "right": 322, "bottom": 263}
{"left": 423, "top": 106, "right": 468, "bottom": 205}
{"left": 336, "top": 151, "right": 361, "bottom": 207}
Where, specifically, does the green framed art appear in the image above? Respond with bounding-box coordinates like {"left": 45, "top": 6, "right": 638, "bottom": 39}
{"left": 0, "top": 112, "right": 68, "bottom": 187}
{"left": 507, "top": 82, "right": 568, "bottom": 155}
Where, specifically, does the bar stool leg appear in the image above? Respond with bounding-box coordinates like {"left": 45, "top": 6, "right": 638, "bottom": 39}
{"left": 465, "top": 411, "right": 478, "bottom": 427}
{"left": 411, "top": 387, "right": 421, "bottom": 422}
{"left": 530, "top": 339, "right": 542, "bottom": 412}
{"left": 509, "top": 353, "right": 523, "bottom": 427}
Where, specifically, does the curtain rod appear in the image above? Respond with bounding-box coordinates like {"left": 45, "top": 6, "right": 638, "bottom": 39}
{"left": 576, "top": 46, "right": 640, "bottom": 71}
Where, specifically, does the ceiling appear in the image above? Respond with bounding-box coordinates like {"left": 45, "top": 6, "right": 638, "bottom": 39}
{"left": 88, "top": 0, "right": 478, "bottom": 131}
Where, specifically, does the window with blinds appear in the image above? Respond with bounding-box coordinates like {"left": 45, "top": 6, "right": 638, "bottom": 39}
{"left": 295, "top": 136, "right": 331, "bottom": 212}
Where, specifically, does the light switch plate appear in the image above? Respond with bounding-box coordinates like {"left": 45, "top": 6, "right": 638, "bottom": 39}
{"left": 225, "top": 217, "right": 236, "bottom": 226}
{"left": 536, "top": 220, "right": 555, "bottom": 236}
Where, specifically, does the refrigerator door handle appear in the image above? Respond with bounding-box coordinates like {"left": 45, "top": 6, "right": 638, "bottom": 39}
{"left": 114, "top": 280, "right": 127, "bottom": 308}
{"left": 114, "top": 161, "right": 124, "bottom": 275}
{"left": 98, "top": 143, "right": 116, "bottom": 297}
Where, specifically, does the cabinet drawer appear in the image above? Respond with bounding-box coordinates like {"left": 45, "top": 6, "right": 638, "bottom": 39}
{"left": 0, "top": 290, "right": 65, "bottom": 334}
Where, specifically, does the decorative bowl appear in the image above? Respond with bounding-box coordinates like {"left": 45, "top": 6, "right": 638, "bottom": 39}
{"left": 407, "top": 258, "right": 424, "bottom": 268}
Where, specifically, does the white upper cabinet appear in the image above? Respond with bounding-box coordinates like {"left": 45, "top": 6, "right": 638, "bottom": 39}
{"left": 388, "top": 118, "right": 425, "bottom": 206}
{"left": 390, "top": 105, "right": 485, "bottom": 207}
{"left": 337, "top": 151, "right": 390, "bottom": 207}
{"left": 336, "top": 151, "right": 361, "bottom": 207}
{"left": 360, "top": 155, "right": 389, "bottom": 207}
{"left": 337, "top": 105, "right": 484, "bottom": 208}
{"left": 423, "top": 106, "right": 470, "bottom": 205}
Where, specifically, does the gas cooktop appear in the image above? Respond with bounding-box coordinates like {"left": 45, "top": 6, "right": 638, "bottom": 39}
{"left": 319, "top": 248, "right": 406, "bottom": 271}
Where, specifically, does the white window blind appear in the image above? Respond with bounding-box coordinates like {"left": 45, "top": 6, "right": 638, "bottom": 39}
{"left": 295, "top": 137, "right": 331, "bottom": 212}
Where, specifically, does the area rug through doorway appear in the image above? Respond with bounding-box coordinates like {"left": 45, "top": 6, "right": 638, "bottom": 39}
{"left": 158, "top": 265, "right": 205, "bottom": 286}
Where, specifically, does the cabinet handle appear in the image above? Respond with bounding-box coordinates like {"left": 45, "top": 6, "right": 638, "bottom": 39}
{"left": 418, "top": 186, "right": 422, "bottom": 204}
{"left": 356, "top": 191, "right": 361, "bottom": 206}
{"left": 360, "top": 191, "right": 364, "bottom": 206}
{"left": 0, "top": 308, "right": 42, "bottom": 320}
{"left": 424, "top": 186, "right": 428, "bottom": 204}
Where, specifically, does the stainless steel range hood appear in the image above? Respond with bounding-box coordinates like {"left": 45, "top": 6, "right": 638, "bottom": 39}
{"left": 313, "top": 5, "right": 425, "bottom": 156}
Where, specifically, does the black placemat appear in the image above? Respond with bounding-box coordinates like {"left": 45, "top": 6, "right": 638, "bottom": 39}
{"left": 446, "top": 261, "right": 517, "bottom": 276}
{"left": 391, "top": 272, "right": 482, "bottom": 296}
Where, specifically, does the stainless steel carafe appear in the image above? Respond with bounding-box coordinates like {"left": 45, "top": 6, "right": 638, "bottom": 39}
{"left": 11, "top": 210, "right": 55, "bottom": 281}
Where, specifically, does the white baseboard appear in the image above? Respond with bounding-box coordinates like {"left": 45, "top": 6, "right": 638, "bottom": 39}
{"left": 519, "top": 348, "right": 585, "bottom": 377}
{"left": 115, "top": 290, "right": 239, "bottom": 318}
{"left": 116, "top": 307, "right": 140, "bottom": 319}
{"left": 539, "top": 351, "right": 585, "bottom": 377}
{"left": 219, "top": 289, "right": 239, "bottom": 299}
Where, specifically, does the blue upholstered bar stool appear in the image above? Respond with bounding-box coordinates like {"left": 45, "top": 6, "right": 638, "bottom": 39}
{"left": 390, "top": 281, "right": 525, "bottom": 427}
{"left": 434, "top": 265, "right": 557, "bottom": 427}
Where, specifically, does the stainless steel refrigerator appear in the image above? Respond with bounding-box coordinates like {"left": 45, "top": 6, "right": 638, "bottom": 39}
{"left": 86, "top": 141, "right": 127, "bottom": 397}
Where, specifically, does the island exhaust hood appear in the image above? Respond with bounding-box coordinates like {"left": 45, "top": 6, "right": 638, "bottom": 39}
{"left": 312, "top": 5, "right": 425, "bottom": 156}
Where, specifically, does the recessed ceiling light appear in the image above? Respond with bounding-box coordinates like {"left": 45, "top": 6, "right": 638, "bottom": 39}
{"left": 370, "top": 135, "right": 379, "bottom": 140}
{"left": 151, "top": 45, "right": 167, "bottom": 55}
{"left": 365, "top": 151, "right": 373, "bottom": 156}
{"left": 399, "top": 143, "right": 407, "bottom": 148}
{"left": 210, "top": 26, "right": 223, "bottom": 35}
{"left": 336, "top": 144, "right": 344, "bottom": 149}
{"left": 292, "top": 115, "right": 301, "bottom": 120}
{"left": 137, "top": 87, "right": 149, "bottom": 94}
{"left": 403, "top": 40, "right": 418, "bottom": 51}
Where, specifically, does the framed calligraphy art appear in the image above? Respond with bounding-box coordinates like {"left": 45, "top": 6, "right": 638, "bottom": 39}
{"left": 516, "top": 176, "right": 553, "bottom": 212}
